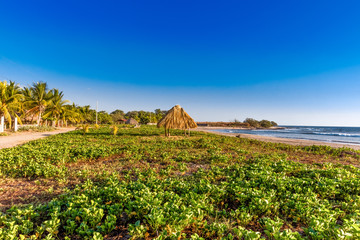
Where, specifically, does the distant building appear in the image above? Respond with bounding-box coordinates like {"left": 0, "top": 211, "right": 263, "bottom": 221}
{"left": 125, "top": 118, "right": 139, "bottom": 125}
{"left": 118, "top": 119, "right": 126, "bottom": 124}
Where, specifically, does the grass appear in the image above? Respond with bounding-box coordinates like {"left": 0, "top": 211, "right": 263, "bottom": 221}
{"left": 0, "top": 126, "right": 359, "bottom": 239}
{"left": 17, "top": 125, "right": 57, "bottom": 132}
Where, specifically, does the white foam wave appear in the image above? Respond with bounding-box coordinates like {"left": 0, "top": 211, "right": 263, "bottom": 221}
{"left": 313, "top": 132, "right": 360, "bottom": 137}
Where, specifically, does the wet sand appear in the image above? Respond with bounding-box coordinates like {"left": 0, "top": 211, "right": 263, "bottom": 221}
{"left": 195, "top": 127, "right": 360, "bottom": 150}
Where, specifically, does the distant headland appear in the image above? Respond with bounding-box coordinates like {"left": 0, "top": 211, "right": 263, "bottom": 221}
{"left": 197, "top": 118, "right": 281, "bottom": 129}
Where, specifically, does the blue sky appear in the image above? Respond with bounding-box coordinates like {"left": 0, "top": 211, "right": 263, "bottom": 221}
{"left": 1, "top": 0, "right": 360, "bottom": 126}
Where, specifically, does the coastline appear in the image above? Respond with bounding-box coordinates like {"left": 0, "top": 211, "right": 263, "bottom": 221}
{"left": 194, "top": 127, "right": 360, "bottom": 150}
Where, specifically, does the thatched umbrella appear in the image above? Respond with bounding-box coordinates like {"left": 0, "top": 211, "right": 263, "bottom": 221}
{"left": 157, "top": 105, "right": 197, "bottom": 136}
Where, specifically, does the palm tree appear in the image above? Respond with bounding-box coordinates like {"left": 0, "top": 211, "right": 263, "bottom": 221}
{"left": 0, "top": 81, "right": 23, "bottom": 128}
{"left": 61, "top": 104, "right": 79, "bottom": 126}
{"left": 43, "top": 89, "right": 69, "bottom": 126}
{"left": 23, "top": 82, "right": 53, "bottom": 125}
{"left": 79, "top": 105, "right": 93, "bottom": 123}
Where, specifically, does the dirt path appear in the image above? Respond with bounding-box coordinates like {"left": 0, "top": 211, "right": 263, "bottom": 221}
{"left": 194, "top": 127, "right": 360, "bottom": 150}
{"left": 0, "top": 128, "right": 76, "bottom": 149}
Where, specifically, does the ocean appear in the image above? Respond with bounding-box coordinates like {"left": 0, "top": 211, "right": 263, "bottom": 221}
{"left": 213, "top": 126, "right": 360, "bottom": 145}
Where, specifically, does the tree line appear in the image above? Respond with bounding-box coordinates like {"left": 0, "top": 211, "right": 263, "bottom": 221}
{"left": 110, "top": 109, "right": 167, "bottom": 124}
{"left": 0, "top": 81, "right": 167, "bottom": 129}
{"left": 243, "top": 118, "right": 278, "bottom": 128}
{"left": 198, "top": 118, "right": 278, "bottom": 128}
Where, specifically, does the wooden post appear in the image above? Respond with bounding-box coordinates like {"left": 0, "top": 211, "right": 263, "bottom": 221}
{"left": 14, "top": 118, "right": 18, "bottom": 132}
{"left": 96, "top": 101, "right": 98, "bottom": 125}
{"left": 0, "top": 116, "right": 4, "bottom": 132}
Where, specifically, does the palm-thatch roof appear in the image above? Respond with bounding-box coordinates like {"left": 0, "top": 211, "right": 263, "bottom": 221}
{"left": 126, "top": 118, "right": 139, "bottom": 125}
{"left": 157, "top": 105, "right": 197, "bottom": 130}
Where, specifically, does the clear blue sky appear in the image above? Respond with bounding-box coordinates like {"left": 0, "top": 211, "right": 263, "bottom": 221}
{"left": 1, "top": 0, "right": 360, "bottom": 126}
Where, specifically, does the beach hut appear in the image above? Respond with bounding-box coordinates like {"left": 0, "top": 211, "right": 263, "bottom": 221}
{"left": 157, "top": 105, "right": 197, "bottom": 136}
{"left": 125, "top": 118, "right": 139, "bottom": 125}
{"left": 118, "top": 119, "right": 126, "bottom": 124}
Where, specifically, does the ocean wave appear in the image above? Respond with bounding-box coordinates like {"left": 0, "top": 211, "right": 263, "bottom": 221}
{"left": 313, "top": 132, "right": 360, "bottom": 137}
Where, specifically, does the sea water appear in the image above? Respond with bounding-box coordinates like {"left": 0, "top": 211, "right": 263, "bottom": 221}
{"left": 213, "top": 126, "right": 360, "bottom": 145}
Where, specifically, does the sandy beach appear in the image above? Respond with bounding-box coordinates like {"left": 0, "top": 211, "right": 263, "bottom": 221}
{"left": 195, "top": 127, "right": 360, "bottom": 150}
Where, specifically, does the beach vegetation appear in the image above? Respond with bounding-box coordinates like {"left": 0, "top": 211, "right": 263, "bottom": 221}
{"left": 244, "top": 118, "right": 278, "bottom": 128}
{"left": 244, "top": 118, "right": 260, "bottom": 128}
{"left": 111, "top": 125, "right": 119, "bottom": 135}
{"left": 79, "top": 124, "right": 90, "bottom": 135}
{"left": 0, "top": 126, "right": 359, "bottom": 239}
{"left": 259, "top": 119, "right": 272, "bottom": 128}
{"left": 270, "top": 121, "right": 278, "bottom": 127}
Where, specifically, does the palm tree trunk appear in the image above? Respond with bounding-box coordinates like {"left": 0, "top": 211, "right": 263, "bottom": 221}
{"left": 37, "top": 111, "right": 42, "bottom": 125}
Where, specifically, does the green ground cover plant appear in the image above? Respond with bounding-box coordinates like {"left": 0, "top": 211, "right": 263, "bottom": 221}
{"left": 0, "top": 126, "right": 359, "bottom": 239}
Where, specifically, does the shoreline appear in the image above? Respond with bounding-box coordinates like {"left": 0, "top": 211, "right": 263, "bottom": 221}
{"left": 194, "top": 127, "right": 360, "bottom": 150}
